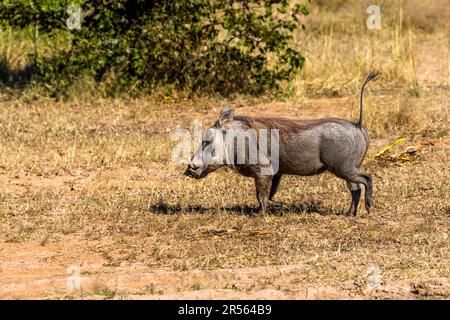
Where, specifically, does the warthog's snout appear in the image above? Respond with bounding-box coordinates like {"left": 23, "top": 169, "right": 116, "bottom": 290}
{"left": 184, "top": 169, "right": 192, "bottom": 177}
{"left": 184, "top": 166, "right": 196, "bottom": 178}
{"left": 184, "top": 165, "right": 207, "bottom": 179}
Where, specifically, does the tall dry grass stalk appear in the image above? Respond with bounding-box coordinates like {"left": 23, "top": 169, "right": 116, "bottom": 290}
{"left": 288, "top": 0, "right": 448, "bottom": 101}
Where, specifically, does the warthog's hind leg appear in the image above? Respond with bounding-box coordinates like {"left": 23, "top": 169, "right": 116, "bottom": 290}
{"left": 346, "top": 181, "right": 361, "bottom": 216}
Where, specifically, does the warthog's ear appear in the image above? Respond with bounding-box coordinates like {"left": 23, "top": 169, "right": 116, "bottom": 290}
{"left": 218, "top": 106, "right": 234, "bottom": 125}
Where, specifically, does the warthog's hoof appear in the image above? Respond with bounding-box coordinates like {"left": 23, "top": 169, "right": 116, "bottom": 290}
{"left": 344, "top": 210, "right": 357, "bottom": 217}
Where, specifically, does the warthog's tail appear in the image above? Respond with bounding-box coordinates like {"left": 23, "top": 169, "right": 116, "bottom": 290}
{"left": 358, "top": 70, "right": 379, "bottom": 128}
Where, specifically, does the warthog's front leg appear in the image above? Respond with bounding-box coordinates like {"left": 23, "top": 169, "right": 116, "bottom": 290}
{"left": 269, "top": 175, "right": 282, "bottom": 201}
{"left": 254, "top": 176, "right": 272, "bottom": 215}
{"left": 268, "top": 175, "right": 285, "bottom": 209}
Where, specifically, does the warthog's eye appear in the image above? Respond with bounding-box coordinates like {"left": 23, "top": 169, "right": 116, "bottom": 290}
{"left": 201, "top": 140, "right": 211, "bottom": 149}
{"left": 204, "top": 129, "right": 215, "bottom": 141}
{"left": 202, "top": 128, "right": 218, "bottom": 149}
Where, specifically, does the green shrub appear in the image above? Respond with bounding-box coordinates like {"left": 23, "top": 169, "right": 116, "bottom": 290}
{"left": 0, "top": 0, "right": 311, "bottom": 95}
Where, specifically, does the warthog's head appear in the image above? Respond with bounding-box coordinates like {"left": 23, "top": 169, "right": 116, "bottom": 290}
{"left": 184, "top": 107, "right": 234, "bottom": 179}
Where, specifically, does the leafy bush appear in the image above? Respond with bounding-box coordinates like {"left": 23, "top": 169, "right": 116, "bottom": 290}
{"left": 0, "top": 0, "right": 311, "bottom": 95}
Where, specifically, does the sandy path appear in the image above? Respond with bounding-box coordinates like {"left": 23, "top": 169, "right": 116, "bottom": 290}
{"left": 1, "top": 239, "right": 448, "bottom": 299}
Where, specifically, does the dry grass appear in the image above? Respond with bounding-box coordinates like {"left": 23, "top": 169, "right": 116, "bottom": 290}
{"left": 288, "top": 0, "right": 449, "bottom": 100}
{"left": 0, "top": 0, "right": 449, "bottom": 299}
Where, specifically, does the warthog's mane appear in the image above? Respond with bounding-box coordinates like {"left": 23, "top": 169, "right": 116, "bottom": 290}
{"left": 233, "top": 115, "right": 350, "bottom": 141}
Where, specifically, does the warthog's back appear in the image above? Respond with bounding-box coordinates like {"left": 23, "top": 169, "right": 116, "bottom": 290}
{"left": 233, "top": 116, "right": 369, "bottom": 176}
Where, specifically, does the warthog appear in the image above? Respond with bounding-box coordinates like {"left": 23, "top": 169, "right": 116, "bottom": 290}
{"left": 185, "top": 71, "right": 379, "bottom": 215}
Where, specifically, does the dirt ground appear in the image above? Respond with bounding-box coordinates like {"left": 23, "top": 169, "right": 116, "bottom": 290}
{"left": 0, "top": 94, "right": 448, "bottom": 299}
{"left": 1, "top": 239, "right": 448, "bottom": 299}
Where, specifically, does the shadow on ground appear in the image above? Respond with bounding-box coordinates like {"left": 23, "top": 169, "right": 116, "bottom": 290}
{"left": 148, "top": 201, "right": 335, "bottom": 216}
